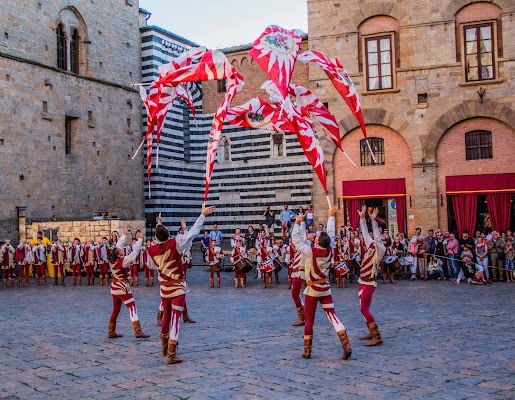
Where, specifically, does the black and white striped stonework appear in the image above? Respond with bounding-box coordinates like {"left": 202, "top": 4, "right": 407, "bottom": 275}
{"left": 141, "top": 27, "right": 313, "bottom": 238}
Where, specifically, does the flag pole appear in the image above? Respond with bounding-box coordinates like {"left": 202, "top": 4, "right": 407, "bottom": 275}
{"left": 326, "top": 195, "right": 331, "bottom": 208}
{"left": 131, "top": 83, "right": 153, "bottom": 87}
{"left": 343, "top": 151, "right": 357, "bottom": 168}
{"left": 365, "top": 139, "right": 377, "bottom": 163}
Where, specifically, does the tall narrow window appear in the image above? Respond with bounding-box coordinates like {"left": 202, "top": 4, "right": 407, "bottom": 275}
{"left": 223, "top": 140, "right": 229, "bottom": 161}
{"left": 464, "top": 24, "right": 494, "bottom": 81}
{"left": 56, "top": 24, "right": 67, "bottom": 70}
{"left": 272, "top": 133, "right": 284, "bottom": 157}
{"left": 217, "top": 79, "right": 226, "bottom": 93}
{"left": 360, "top": 137, "right": 385, "bottom": 166}
{"left": 70, "top": 28, "right": 79, "bottom": 74}
{"left": 65, "top": 116, "right": 72, "bottom": 154}
{"left": 365, "top": 36, "right": 393, "bottom": 91}
{"left": 465, "top": 130, "right": 492, "bottom": 160}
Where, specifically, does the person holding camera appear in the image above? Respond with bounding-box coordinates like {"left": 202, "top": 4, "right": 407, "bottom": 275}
{"left": 263, "top": 206, "right": 275, "bottom": 236}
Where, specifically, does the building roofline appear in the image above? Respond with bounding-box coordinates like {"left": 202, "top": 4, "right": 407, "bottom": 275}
{"left": 140, "top": 25, "right": 200, "bottom": 48}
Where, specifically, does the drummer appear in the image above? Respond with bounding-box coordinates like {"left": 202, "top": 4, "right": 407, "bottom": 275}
{"left": 257, "top": 235, "right": 272, "bottom": 289}
{"left": 230, "top": 239, "right": 248, "bottom": 288}
{"left": 381, "top": 236, "right": 396, "bottom": 284}
{"left": 206, "top": 239, "right": 224, "bottom": 288}
{"left": 333, "top": 238, "right": 349, "bottom": 288}
{"left": 271, "top": 237, "right": 283, "bottom": 284}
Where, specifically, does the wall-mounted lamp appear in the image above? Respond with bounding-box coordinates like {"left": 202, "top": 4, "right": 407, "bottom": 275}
{"left": 440, "top": 194, "right": 444, "bottom": 207}
{"left": 337, "top": 198, "right": 341, "bottom": 210}
{"left": 477, "top": 87, "right": 486, "bottom": 103}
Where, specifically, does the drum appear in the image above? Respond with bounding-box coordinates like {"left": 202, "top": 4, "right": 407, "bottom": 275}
{"left": 385, "top": 255, "right": 402, "bottom": 273}
{"left": 352, "top": 254, "right": 361, "bottom": 263}
{"left": 208, "top": 259, "right": 222, "bottom": 272}
{"left": 242, "top": 258, "right": 254, "bottom": 273}
{"left": 259, "top": 259, "right": 276, "bottom": 273}
{"left": 335, "top": 261, "right": 350, "bottom": 276}
{"left": 385, "top": 256, "right": 397, "bottom": 264}
{"left": 273, "top": 258, "right": 283, "bottom": 273}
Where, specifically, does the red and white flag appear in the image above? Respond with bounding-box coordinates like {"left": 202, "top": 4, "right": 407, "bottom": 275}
{"left": 249, "top": 25, "right": 304, "bottom": 100}
{"left": 176, "top": 83, "right": 196, "bottom": 118}
{"left": 226, "top": 97, "right": 294, "bottom": 132}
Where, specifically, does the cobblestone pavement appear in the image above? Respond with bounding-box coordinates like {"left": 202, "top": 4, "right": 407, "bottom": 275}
{"left": 0, "top": 252, "right": 514, "bottom": 400}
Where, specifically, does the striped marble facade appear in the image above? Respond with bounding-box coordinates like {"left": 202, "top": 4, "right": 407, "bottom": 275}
{"left": 141, "top": 27, "right": 313, "bottom": 238}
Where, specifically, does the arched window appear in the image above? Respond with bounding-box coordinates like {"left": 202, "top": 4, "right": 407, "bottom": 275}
{"left": 223, "top": 140, "right": 230, "bottom": 161}
{"left": 70, "top": 28, "right": 79, "bottom": 74}
{"left": 56, "top": 23, "right": 67, "bottom": 70}
{"left": 465, "top": 130, "right": 492, "bottom": 160}
{"left": 218, "top": 136, "right": 230, "bottom": 162}
{"left": 360, "top": 137, "right": 385, "bottom": 166}
{"left": 272, "top": 133, "right": 284, "bottom": 157}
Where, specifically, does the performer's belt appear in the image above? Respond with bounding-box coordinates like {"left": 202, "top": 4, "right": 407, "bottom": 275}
{"left": 292, "top": 267, "right": 304, "bottom": 273}
{"left": 160, "top": 278, "right": 185, "bottom": 287}
{"left": 306, "top": 278, "right": 329, "bottom": 287}
{"left": 112, "top": 278, "right": 128, "bottom": 283}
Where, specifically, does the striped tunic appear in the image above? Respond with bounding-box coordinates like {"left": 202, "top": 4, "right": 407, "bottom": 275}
{"left": 293, "top": 216, "right": 335, "bottom": 297}
{"left": 148, "top": 214, "right": 205, "bottom": 299}
{"left": 109, "top": 235, "right": 142, "bottom": 296}
{"left": 357, "top": 218, "right": 386, "bottom": 288}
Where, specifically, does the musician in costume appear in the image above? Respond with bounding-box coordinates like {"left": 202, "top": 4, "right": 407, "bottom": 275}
{"left": 230, "top": 238, "right": 249, "bottom": 288}
{"left": 96, "top": 237, "right": 110, "bottom": 286}
{"left": 333, "top": 238, "right": 350, "bottom": 288}
{"left": 292, "top": 206, "right": 351, "bottom": 360}
{"left": 83, "top": 238, "right": 97, "bottom": 286}
{"left": 69, "top": 238, "right": 83, "bottom": 285}
{"left": 381, "top": 236, "right": 397, "bottom": 284}
{"left": 231, "top": 229, "right": 245, "bottom": 248}
{"left": 206, "top": 239, "right": 224, "bottom": 288}
{"left": 147, "top": 205, "right": 215, "bottom": 364}
{"left": 143, "top": 238, "right": 154, "bottom": 287}
{"left": 1, "top": 240, "right": 15, "bottom": 288}
{"left": 15, "top": 239, "right": 33, "bottom": 287}
{"left": 32, "top": 238, "right": 47, "bottom": 286}
{"left": 107, "top": 227, "right": 149, "bottom": 340}
{"left": 257, "top": 236, "right": 273, "bottom": 288}
{"left": 348, "top": 231, "right": 361, "bottom": 283}
{"left": 271, "top": 237, "right": 283, "bottom": 284}
{"left": 357, "top": 206, "right": 386, "bottom": 347}
{"left": 51, "top": 239, "right": 67, "bottom": 286}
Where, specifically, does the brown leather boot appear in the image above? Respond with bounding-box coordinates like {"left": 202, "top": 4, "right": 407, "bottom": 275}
{"left": 336, "top": 277, "right": 340, "bottom": 288}
{"left": 342, "top": 277, "right": 346, "bottom": 288}
{"left": 390, "top": 273, "right": 396, "bottom": 284}
{"left": 217, "top": 277, "right": 220, "bottom": 288}
{"left": 130, "top": 277, "right": 134, "bottom": 285}
{"left": 262, "top": 275, "right": 266, "bottom": 289}
{"left": 159, "top": 332, "right": 169, "bottom": 355}
{"left": 150, "top": 277, "right": 154, "bottom": 287}
{"left": 365, "top": 323, "right": 383, "bottom": 346}
{"left": 3, "top": 279, "right": 6, "bottom": 289}
{"left": 78, "top": 276, "right": 82, "bottom": 285}
{"left": 91, "top": 276, "right": 94, "bottom": 286}
{"left": 99, "top": 276, "right": 103, "bottom": 286}
{"left": 10, "top": 278, "right": 14, "bottom": 288}
{"left": 135, "top": 277, "right": 139, "bottom": 286}
{"left": 108, "top": 321, "right": 123, "bottom": 338}
{"left": 382, "top": 274, "right": 387, "bottom": 284}
{"left": 36, "top": 277, "right": 40, "bottom": 286}
{"left": 157, "top": 309, "right": 163, "bottom": 326}
{"left": 42, "top": 276, "right": 47, "bottom": 286}
{"left": 302, "top": 335, "right": 313, "bottom": 359}
{"left": 268, "top": 276, "right": 272, "bottom": 288}
{"left": 54, "top": 277, "right": 58, "bottom": 286}
{"left": 25, "top": 276, "right": 29, "bottom": 287}
{"left": 239, "top": 278, "right": 245, "bottom": 288}
{"left": 288, "top": 277, "right": 292, "bottom": 289}
{"left": 132, "top": 321, "right": 150, "bottom": 338}
{"left": 360, "top": 322, "right": 376, "bottom": 340}
{"left": 167, "top": 339, "right": 183, "bottom": 364}
{"left": 145, "top": 278, "right": 149, "bottom": 287}
{"left": 61, "top": 277, "right": 65, "bottom": 286}
{"left": 18, "top": 277, "right": 22, "bottom": 288}
{"left": 210, "top": 277, "right": 214, "bottom": 288}
{"left": 234, "top": 278, "right": 239, "bottom": 288}
{"left": 292, "top": 307, "right": 306, "bottom": 326}
{"left": 275, "top": 273, "right": 279, "bottom": 284}
{"left": 182, "top": 304, "right": 196, "bottom": 323}
{"left": 337, "top": 330, "right": 352, "bottom": 359}
{"left": 105, "top": 276, "right": 109, "bottom": 286}
{"left": 73, "top": 276, "right": 76, "bottom": 286}
{"left": 87, "top": 276, "right": 91, "bottom": 286}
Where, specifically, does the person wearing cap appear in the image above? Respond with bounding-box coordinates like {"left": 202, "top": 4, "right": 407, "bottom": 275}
{"left": 51, "top": 239, "right": 67, "bottom": 286}
{"left": 96, "top": 236, "right": 111, "bottom": 286}
{"left": 107, "top": 226, "right": 149, "bottom": 340}
{"left": 142, "top": 238, "right": 154, "bottom": 287}
{"left": 83, "top": 238, "right": 97, "bottom": 286}
{"left": 147, "top": 203, "right": 215, "bottom": 364}
{"left": 30, "top": 231, "right": 51, "bottom": 247}
{"left": 1, "top": 240, "right": 15, "bottom": 288}
{"left": 69, "top": 238, "right": 83, "bottom": 285}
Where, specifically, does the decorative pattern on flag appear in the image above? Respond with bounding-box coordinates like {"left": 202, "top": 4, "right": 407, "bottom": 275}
{"left": 176, "top": 83, "right": 196, "bottom": 118}
{"left": 249, "top": 25, "right": 304, "bottom": 100}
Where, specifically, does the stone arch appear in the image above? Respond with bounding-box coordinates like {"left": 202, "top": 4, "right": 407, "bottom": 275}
{"left": 57, "top": 6, "right": 89, "bottom": 42}
{"left": 352, "top": 1, "right": 409, "bottom": 30}
{"left": 443, "top": 0, "right": 514, "bottom": 19}
{"left": 241, "top": 57, "right": 250, "bottom": 68}
{"left": 425, "top": 100, "right": 515, "bottom": 162}
{"left": 57, "top": 6, "right": 89, "bottom": 75}
{"left": 231, "top": 59, "right": 239, "bottom": 68}
{"left": 218, "top": 136, "right": 230, "bottom": 162}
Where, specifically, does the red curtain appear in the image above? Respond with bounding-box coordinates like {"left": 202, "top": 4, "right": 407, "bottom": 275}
{"left": 451, "top": 194, "right": 477, "bottom": 236}
{"left": 395, "top": 197, "right": 406, "bottom": 235}
{"left": 486, "top": 193, "right": 512, "bottom": 232}
{"left": 347, "top": 199, "right": 361, "bottom": 230}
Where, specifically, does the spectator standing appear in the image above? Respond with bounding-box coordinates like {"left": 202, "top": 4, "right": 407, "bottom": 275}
{"left": 446, "top": 233, "right": 460, "bottom": 282}
{"left": 201, "top": 231, "right": 210, "bottom": 264}
{"left": 279, "top": 205, "right": 296, "bottom": 238}
{"left": 416, "top": 237, "right": 429, "bottom": 279}
{"left": 305, "top": 205, "right": 315, "bottom": 227}
{"left": 488, "top": 231, "right": 506, "bottom": 282}
{"left": 475, "top": 237, "right": 489, "bottom": 281}
{"left": 459, "top": 230, "right": 475, "bottom": 259}
{"left": 424, "top": 229, "right": 436, "bottom": 260}
{"left": 505, "top": 238, "right": 514, "bottom": 282}
{"left": 262, "top": 206, "right": 275, "bottom": 236}
{"left": 209, "top": 224, "right": 223, "bottom": 247}
{"left": 434, "top": 232, "right": 448, "bottom": 277}
{"left": 410, "top": 227, "right": 425, "bottom": 243}
{"left": 316, "top": 224, "right": 325, "bottom": 236}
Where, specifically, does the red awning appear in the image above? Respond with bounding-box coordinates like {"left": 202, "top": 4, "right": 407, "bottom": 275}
{"left": 342, "top": 178, "right": 406, "bottom": 199}
{"left": 446, "top": 173, "right": 515, "bottom": 195}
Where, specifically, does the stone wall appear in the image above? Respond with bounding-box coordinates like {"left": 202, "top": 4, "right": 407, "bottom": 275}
{"left": 0, "top": 0, "right": 144, "bottom": 239}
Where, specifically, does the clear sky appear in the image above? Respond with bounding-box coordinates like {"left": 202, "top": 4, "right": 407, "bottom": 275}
{"left": 139, "top": 0, "right": 308, "bottom": 49}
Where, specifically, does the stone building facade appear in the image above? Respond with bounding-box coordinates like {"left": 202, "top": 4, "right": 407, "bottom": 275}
{"left": 0, "top": 0, "right": 145, "bottom": 240}
{"left": 307, "top": 0, "right": 515, "bottom": 235}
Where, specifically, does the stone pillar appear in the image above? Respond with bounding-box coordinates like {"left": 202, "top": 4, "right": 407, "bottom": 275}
{"left": 411, "top": 163, "right": 438, "bottom": 234}
{"left": 17, "top": 207, "right": 27, "bottom": 241}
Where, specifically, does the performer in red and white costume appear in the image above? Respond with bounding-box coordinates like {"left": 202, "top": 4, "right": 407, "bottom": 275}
{"left": 230, "top": 228, "right": 245, "bottom": 248}
{"left": 96, "top": 237, "right": 110, "bottom": 286}
{"left": 142, "top": 238, "right": 154, "bottom": 287}
{"left": 15, "top": 239, "right": 33, "bottom": 287}
{"left": 289, "top": 222, "right": 312, "bottom": 327}
{"left": 107, "top": 227, "right": 149, "bottom": 340}
{"left": 83, "top": 238, "right": 97, "bottom": 286}
{"left": 257, "top": 235, "right": 272, "bottom": 289}
{"left": 206, "top": 239, "right": 223, "bottom": 288}
{"left": 348, "top": 232, "right": 361, "bottom": 283}
{"left": 51, "top": 239, "right": 67, "bottom": 286}
{"left": 1, "top": 240, "right": 15, "bottom": 288}
{"left": 292, "top": 206, "right": 351, "bottom": 360}
{"left": 128, "top": 237, "right": 141, "bottom": 286}
{"left": 357, "top": 206, "right": 386, "bottom": 346}
{"left": 69, "top": 238, "right": 83, "bottom": 285}
{"left": 334, "top": 237, "right": 350, "bottom": 288}
{"left": 230, "top": 239, "right": 248, "bottom": 288}
{"left": 32, "top": 238, "right": 47, "bottom": 286}
{"left": 271, "top": 237, "right": 283, "bottom": 284}
{"left": 147, "top": 204, "right": 215, "bottom": 364}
